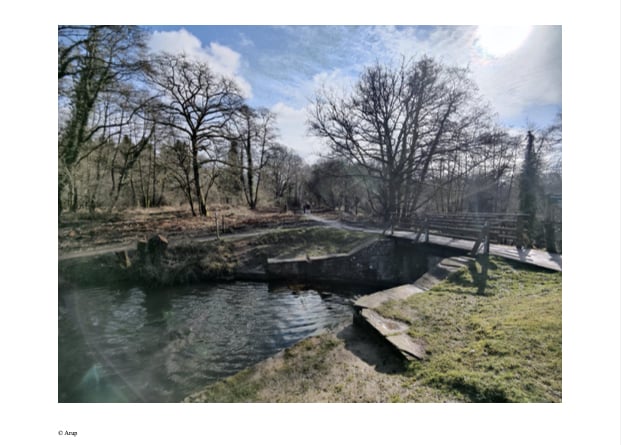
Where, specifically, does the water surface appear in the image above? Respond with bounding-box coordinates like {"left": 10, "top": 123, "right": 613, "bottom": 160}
{"left": 58, "top": 281, "right": 362, "bottom": 402}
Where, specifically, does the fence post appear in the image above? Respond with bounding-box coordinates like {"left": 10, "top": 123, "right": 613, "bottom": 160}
{"left": 477, "top": 221, "right": 490, "bottom": 295}
{"left": 516, "top": 214, "right": 527, "bottom": 248}
{"left": 414, "top": 216, "right": 429, "bottom": 243}
{"left": 471, "top": 221, "right": 485, "bottom": 256}
{"left": 381, "top": 211, "right": 399, "bottom": 236}
{"left": 413, "top": 215, "right": 423, "bottom": 242}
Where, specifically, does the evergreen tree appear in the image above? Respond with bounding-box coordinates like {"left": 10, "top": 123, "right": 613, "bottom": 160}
{"left": 217, "top": 140, "right": 243, "bottom": 204}
{"left": 518, "top": 131, "right": 540, "bottom": 247}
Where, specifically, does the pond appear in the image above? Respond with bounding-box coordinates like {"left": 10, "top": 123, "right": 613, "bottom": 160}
{"left": 58, "top": 281, "right": 367, "bottom": 402}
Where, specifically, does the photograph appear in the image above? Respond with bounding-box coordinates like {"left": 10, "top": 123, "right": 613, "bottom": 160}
{"left": 58, "top": 25, "right": 563, "bottom": 404}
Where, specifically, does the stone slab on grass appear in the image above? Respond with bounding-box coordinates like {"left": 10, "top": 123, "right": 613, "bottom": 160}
{"left": 359, "top": 308, "right": 409, "bottom": 337}
{"left": 355, "top": 284, "right": 423, "bottom": 310}
{"left": 386, "top": 334, "right": 426, "bottom": 361}
{"left": 354, "top": 256, "right": 472, "bottom": 362}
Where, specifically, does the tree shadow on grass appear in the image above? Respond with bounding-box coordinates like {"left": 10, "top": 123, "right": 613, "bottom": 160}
{"left": 446, "top": 258, "right": 499, "bottom": 295}
{"left": 336, "top": 323, "right": 406, "bottom": 375}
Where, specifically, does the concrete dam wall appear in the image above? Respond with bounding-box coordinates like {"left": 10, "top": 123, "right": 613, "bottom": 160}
{"left": 266, "top": 238, "right": 438, "bottom": 287}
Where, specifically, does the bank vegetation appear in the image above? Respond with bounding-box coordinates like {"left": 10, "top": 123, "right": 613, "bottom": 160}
{"left": 186, "top": 257, "right": 561, "bottom": 403}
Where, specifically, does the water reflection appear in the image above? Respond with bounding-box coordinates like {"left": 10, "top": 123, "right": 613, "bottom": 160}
{"left": 59, "top": 281, "right": 364, "bottom": 402}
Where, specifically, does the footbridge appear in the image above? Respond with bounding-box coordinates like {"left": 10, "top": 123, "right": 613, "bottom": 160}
{"left": 388, "top": 212, "right": 561, "bottom": 272}
{"left": 307, "top": 213, "right": 562, "bottom": 272}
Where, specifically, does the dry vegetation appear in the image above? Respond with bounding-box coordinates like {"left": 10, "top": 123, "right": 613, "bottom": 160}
{"left": 58, "top": 207, "right": 373, "bottom": 287}
{"left": 58, "top": 206, "right": 304, "bottom": 254}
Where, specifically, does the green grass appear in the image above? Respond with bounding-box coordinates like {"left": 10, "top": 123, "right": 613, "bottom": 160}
{"left": 249, "top": 227, "right": 374, "bottom": 259}
{"left": 377, "top": 257, "right": 562, "bottom": 402}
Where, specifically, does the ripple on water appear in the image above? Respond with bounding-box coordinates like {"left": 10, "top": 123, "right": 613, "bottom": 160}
{"left": 58, "top": 281, "right": 361, "bottom": 402}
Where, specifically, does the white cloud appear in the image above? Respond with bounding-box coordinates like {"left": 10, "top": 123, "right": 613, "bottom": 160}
{"left": 471, "top": 26, "right": 561, "bottom": 121}
{"left": 271, "top": 102, "right": 327, "bottom": 164}
{"left": 145, "top": 26, "right": 560, "bottom": 160}
{"left": 368, "top": 26, "right": 477, "bottom": 67}
{"left": 148, "top": 28, "right": 253, "bottom": 98}
{"left": 264, "top": 26, "right": 560, "bottom": 163}
{"left": 364, "top": 25, "right": 561, "bottom": 124}
{"left": 268, "top": 68, "right": 360, "bottom": 164}
{"left": 311, "top": 69, "right": 356, "bottom": 94}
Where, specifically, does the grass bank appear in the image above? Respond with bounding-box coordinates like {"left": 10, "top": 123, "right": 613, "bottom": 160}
{"left": 248, "top": 226, "right": 373, "bottom": 258}
{"left": 185, "top": 226, "right": 375, "bottom": 277}
{"left": 378, "top": 257, "right": 561, "bottom": 402}
{"left": 186, "top": 257, "right": 561, "bottom": 402}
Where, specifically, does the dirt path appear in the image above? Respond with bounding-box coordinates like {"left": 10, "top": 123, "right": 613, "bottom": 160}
{"left": 303, "top": 213, "right": 383, "bottom": 233}
{"left": 58, "top": 207, "right": 320, "bottom": 261}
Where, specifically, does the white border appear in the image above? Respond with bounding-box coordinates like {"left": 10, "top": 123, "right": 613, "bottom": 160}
{"left": 2, "top": 1, "right": 619, "bottom": 444}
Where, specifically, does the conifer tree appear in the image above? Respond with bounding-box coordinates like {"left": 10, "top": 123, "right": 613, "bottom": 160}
{"left": 518, "top": 131, "right": 540, "bottom": 247}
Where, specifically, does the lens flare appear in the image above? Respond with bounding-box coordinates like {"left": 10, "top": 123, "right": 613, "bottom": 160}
{"left": 476, "top": 26, "right": 533, "bottom": 58}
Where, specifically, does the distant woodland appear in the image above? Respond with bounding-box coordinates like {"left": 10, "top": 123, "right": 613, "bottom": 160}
{"left": 59, "top": 26, "right": 561, "bottom": 246}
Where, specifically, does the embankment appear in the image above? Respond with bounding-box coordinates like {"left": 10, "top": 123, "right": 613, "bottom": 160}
{"left": 59, "top": 226, "right": 445, "bottom": 289}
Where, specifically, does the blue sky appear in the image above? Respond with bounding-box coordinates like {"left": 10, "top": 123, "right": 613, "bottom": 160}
{"left": 145, "top": 25, "right": 561, "bottom": 162}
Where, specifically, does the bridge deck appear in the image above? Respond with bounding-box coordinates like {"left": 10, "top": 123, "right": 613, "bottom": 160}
{"left": 390, "top": 230, "right": 562, "bottom": 272}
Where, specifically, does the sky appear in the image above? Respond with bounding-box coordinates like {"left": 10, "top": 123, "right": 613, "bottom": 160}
{"left": 145, "top": 25, "right": 562, "bottom": 162}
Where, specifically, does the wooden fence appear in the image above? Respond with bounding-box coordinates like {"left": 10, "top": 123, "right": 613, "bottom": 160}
{"left": 396, "top": 212, "right": 528, "bottom": 246}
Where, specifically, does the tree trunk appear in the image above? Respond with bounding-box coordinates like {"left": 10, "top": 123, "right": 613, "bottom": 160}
{"left": 151, "top": 142, "right": 157, "bottom": 207}
{"left": 58, "top": 173, "right": 66, "bottom": 215}
{"left": 191, "top": 143, "right": 207, "bottom": 216}
{"left": 245, "top": 132, "right": 256, "bottom": 210}
{"left": 69, "top": 171, "right": 79, "bottom": 212}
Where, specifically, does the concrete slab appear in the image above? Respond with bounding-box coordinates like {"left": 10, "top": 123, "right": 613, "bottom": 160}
{"left": 354, "top": 255, "right": 474, "bottom": 361}
{"left": 355, "top": 284, "right": 423, "bottom": 310}
{"left": 359, "top": 308, "right": 408, "bottom": 337}
{"left": 386, "top": 334, "right": 426, "bottom": 361}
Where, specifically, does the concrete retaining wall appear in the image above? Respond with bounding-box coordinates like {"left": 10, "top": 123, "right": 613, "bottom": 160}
{"left": 266, "top": 238, "right": 430, "bottom": 286}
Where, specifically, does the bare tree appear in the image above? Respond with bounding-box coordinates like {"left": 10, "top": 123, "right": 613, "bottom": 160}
{"left": 264, "top": 144, "right": 304, "bottom": 204}
{"left": 230, "top": 106, "right": 278, "bottom": 209}
{"left": 108, "top": 127, "right": 156, "bottom": 210}
{"left": 147, "top": 53, "right": 243, "bottom": 216}
{"left": 58, "top": 25, "right": 149, "bottom": 213}
{"left": 162, "top": 138, "right": 196, "bottom": 214}
{"left": 309, "top": 57, "right": 489, "bottom": 223}
{"left": 307, "top": 158, "right": 365, "bottom": 212}
{"left": 426, "top": 129, "right": 521, "bottom": 213}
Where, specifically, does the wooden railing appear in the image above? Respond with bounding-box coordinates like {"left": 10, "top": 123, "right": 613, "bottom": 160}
{"left": 395, "top": 212, "right": 530, "bottom": 295}
{"left": 396, "top": 212, "right": 528, "bottom": 246}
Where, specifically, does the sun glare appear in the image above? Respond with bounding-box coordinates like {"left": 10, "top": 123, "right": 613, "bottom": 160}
{"left": 476, "top": 26, "right": 533, "bottom": 58}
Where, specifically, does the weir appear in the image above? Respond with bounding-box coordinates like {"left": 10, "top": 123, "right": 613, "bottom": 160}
{"left": 266, "top": 237, "right": 440, "bottom": 287}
